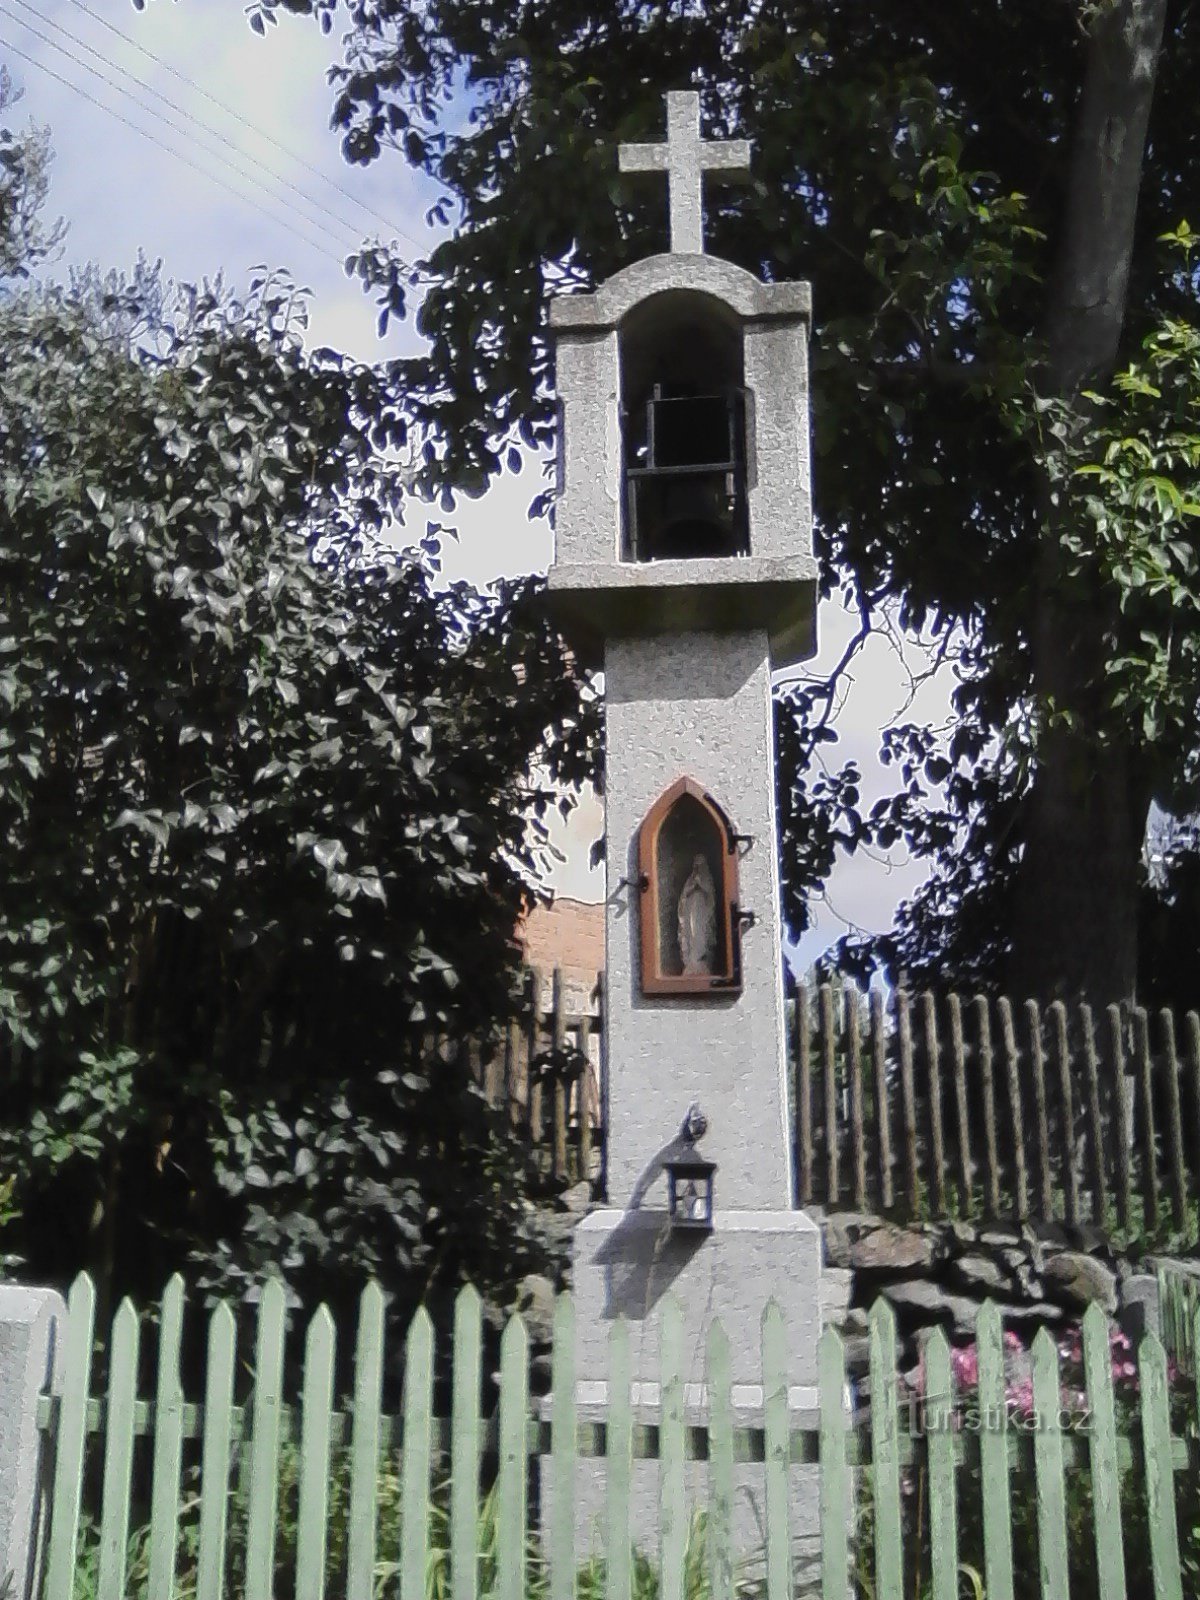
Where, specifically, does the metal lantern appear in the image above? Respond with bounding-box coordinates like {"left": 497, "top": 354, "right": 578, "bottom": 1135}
{"left": 666, "top": 1151, "right": 717, "bottom": 1233}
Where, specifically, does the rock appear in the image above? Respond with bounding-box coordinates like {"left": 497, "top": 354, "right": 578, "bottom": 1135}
{"left": 842, "top": 1335, "right": 871, "bottom": 1376}
{"left": 1120, "top": 1274, "right": 1161, "bottom": 1342}
{"left": 948, "top": 1220, "right": 978, "bottom": 1249}
{"left": 950, "top": 1254, "right": 1010, "bottom": 1294}
{"left": 514, "top": 1273, "right": 558, "bottom": 1345}
{"left": 558, "top": 1180, "right": 594, "bottom": 1216}
{"left": 879, "top": 1280, "right": 982, "bottom": 1337}
{"left": 1146, "top": 1254, "right": 1200, "bottom": 1281}
{"left": 822, "top": 1212, "right": 883, "bottom": 1268}
{"left": 850, "top": 1224, "right": 934, "bottom": 1273}
{"left": 1066, "top": 1223, "right": 1112, "bottom": 1256}
{"left": 980, "top": 1226, "right": 1023, "bottom": 1248}
{"left": 996, "top": 1299, "right": 1064, "bottom": 1324}
{"left": 1041, "top": 1251, "right": 1118, "bottom": 1312}
{"left": 841, "top": 1307, "right": 870, "bottom": 1337}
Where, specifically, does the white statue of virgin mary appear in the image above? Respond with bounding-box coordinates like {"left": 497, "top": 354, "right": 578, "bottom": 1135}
{"left": 677, "top": 852, "right": 717, "bottom": 975}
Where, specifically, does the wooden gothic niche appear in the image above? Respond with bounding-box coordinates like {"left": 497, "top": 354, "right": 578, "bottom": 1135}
{"left": 637, "top": 778, "right": 742, "bottom": 996}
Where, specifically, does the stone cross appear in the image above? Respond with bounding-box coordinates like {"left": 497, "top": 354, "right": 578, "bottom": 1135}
{"left": 618, "top": 90, "right": 751, "bottom": 254}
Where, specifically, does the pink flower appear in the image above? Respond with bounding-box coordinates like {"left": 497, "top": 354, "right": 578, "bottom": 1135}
{"left": 1004, "top": 1330, "right": 1024, "bottom": 1351}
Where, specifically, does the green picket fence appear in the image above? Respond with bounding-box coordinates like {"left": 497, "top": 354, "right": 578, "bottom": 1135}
{"left": 33, "top": 1273, "right": 1200, "bottom": 1600}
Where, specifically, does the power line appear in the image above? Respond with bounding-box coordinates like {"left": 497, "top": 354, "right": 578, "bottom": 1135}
{"left": 63, "top": 0, "right": 432, "bottom": 265}
{"left": 0, "top": 30, "right": 349, "bottom": 269}
{"left": 2, "top": 0, "right": 373, "bottom": 258}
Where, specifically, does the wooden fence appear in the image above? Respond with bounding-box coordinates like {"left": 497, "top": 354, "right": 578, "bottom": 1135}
{"left": 33, "top": 1272, "right": 1199, "bottom": 1600}
{"left": 790, "top": 985, "right": 1200, "bottom": 1239}
{"left": 477, "top": 975, "right": 1200, "bottom": 1239}
{"left": 466, "top": 966, "right": 604, "bottom": 1187}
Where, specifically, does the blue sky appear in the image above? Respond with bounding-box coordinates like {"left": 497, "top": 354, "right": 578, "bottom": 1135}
{"left": 0, "top": 0, "right": 950, "bottom": 963}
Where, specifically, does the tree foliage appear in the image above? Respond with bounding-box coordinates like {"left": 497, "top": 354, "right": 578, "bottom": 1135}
{"left": 0, "top": 89, "right": 598, "bottom": 1312}
{"left": 227, "top": 0, "right": 1200, "bottom": 1002}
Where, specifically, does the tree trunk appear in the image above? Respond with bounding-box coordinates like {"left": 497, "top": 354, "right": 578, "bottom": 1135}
{"left": 1009, "top": 0, "right": 1168, "bottom": 1007}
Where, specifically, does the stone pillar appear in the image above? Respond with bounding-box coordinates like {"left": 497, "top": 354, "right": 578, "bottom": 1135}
{"left": 0, "top": 1288, "right": 66, "bottom": 1600}
{"left": 603, "top": 628, "right": 793, "bottom": 1211}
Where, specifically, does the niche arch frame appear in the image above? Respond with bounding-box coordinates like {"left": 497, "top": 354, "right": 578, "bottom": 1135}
{"left": 636, "top": 776, "right": 742, "bottom": 998}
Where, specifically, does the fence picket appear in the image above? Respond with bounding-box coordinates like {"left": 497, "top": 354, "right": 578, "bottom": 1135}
{"left": 97, "top": 1298, "right": 139, "bottom": 1600}
{"left": 497, "top": 1315, "right": 529, "bottom": 1600}
{"left": 147, "top": 1273, "right": 187, "bottom": 1600}
{"left": 998, "top": 999, "right": 1028, "bottom": 1220}
{"left": 821, "top": 984, "right": 840, "bottom": 1204}
{"left": 922, "top": 992, "right": 948, "bottom": 1215}
{"left": 975, "top": 1302, "right": 1014, "bottom": 1600}
{"left": 606, "top": 1318, "right": 632, "bottom": 1600}
{"left": 1082, "top": 1303, "right": 1126, "bottom": 1600}
{"left": 245, "top": 1278, "right": 287, "bottom": 1600}
{"left": 659, "top": 1297, "right": 686, "bottom": 1600}
{"left": 548, "top": 1292, "right": 577, "bottom": 1600}
{"left": 1109, "top": 1004, "right": 1133, "bottom": 1231}
{"left": 848, "top": 994, "right": 867, "bottom": 1208}
{"left": 296, "top": 1306, "right": 336, "bottom": 1600}
{"left": 196, "top": 1300, "right": 237, "bottom": 1600}
{"left": 818, "top": 1325, "right": 849, "bottom": 1600}
{"left": 707, "top": 1318, "right": 734, "bottom": 1600}
{"left": 1031, "top": 1329, "right": 1068, "bottom": 1600}
{"left": 44, "top": 1272, "right": 96, "bottom": 1600}
{"left": 762, "top": 1300, "right": 791, "bottom": 1600}
{"left": 1160, "top": 1009, "right": 1189, "bottom": 1231}
{"left": 1026, "top": 1001, "right": 1054, "bottom": 1221}
{"left": 871, "top": 989, "right": 894, "bottom": 1212}
{"left": 897, "top": 991, "right": 920, "bottom": 1217}
{"left": 974, "top": 996, "right": 1001, "bottom": 1219}
{"left": 1133, "top": 1008, "right": 1160, "bottom": 1228}
{"left": 347, "top": 1281, "right": 386, "bottom": 1600}
{"left": 1139, "top": 1333, "right": 1184, "bottom": 1600}
{"left": 1049, "top": 1002, "right": 1080, "bottom": 1226}
{"left": 452, "top": 1285, "right": 484, "bottom": 1600}
{"left": 1079, "top": 1005, "right": 1109, "bottom": 1227}
{"left": 947, "top": 994, "right": 973, "bottom": 1217}
{"left": 924, "top": 1329, "right": 958, "bottom": 1600}
{"left": 869, "top": 1298, "right": 903, "bottom": 1600}
{"left": 401, "top": 1308, "right": 435, "bottom": 1600}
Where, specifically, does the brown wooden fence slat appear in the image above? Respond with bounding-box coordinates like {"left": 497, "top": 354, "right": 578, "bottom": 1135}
{"left": 1133, "top": 1007, "right": 1160, "bottom": 1230}
{"left": 1049, "top": 1002, "right": 1080, "bottom": 1228}
{"left": 1108, "top": 1003, "right": 1133, "bottom": 1232}
{"left": 947, "top": 993, "right": 973, "bottom": 1218}
{"left": 505, "top": 1016, "right": 522, "bottom": 1133}
{"left": 526, "top": 970, "right": 544, "bottom": 1145}
{"left": 1078, "top": 1004, "right": 1108, "bottom": 1228}
{"left": 974, "top": 996, "right": 1001, "bottom": 1220}
{"left": 821, "top": 984, "right": 839, "bottom": 1206}
{"left": 922, "top": 992, "right": 948, "bottom": 1216}
{"left": 1160, "top": 1008, "right": 1188, "bottom": 1233}
{"left": 998, "top": 998, "right": 1028, "bottom": 1222}
{"left": 1025, "top": 999, "right": 1054, "bottom": 1220}
{"left": 896, "top": 991, "right": 920, "bottom": 1219}
{"left": 1188, "top": 1012, "right": 1200, "bottom": 1215}
{"left": 871, "top": 989, "right": 894, "bottom": 1213}
{"left": 847, "top": 995, "right": 867, "bottom": 1210}
{"left": 551, "top": 968, "right": 568, "bottom": 1182}
{"left": 796, "top": 984, "right": 813, "bottom": 1208}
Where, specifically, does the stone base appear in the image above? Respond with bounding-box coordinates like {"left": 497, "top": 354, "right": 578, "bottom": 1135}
{"left": 547, "top": 1208, "right": 830, "bottom": 1570}
{"left": 572, "top": 1207, "right": 823, "bottom": 1392}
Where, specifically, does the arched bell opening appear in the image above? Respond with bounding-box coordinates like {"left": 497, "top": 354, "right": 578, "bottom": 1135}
{"left": 619, "top": 291, "right": 749, "bottom": 563}
{"left": 637, "top": 777, "right": 742, "bottom": 997}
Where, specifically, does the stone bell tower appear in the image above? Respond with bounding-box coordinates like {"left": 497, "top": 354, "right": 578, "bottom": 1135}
{"left": 546, "top": 92, "right": 823, "bottom": 1425}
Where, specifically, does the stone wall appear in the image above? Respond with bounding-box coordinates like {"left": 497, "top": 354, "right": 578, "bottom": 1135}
{"left": 820, "top": 1210, "right": 1193, "bottom": 1374}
